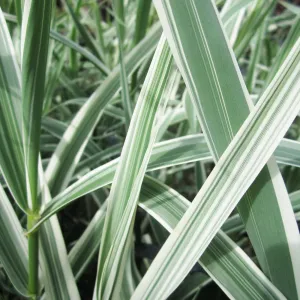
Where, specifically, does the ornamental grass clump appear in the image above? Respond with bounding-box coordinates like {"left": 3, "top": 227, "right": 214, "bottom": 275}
{"left": 0, "top": 0, "right": 300, "bottom": 299}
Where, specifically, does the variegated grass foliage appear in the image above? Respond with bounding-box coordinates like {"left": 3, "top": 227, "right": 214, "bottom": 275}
{"left": 0, "top": 0, "right": 300, "bottom": 299}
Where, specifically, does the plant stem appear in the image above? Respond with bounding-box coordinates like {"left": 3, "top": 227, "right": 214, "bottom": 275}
{"left": 27, "top": 214, "right": 39, "bottom": 299}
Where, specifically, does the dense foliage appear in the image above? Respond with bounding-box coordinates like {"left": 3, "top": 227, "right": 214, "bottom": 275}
{"left": 0, "top": 0, "right": 300, "bottom": 299}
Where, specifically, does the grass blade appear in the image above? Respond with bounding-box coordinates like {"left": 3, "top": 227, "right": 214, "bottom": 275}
{"left": 21, "top": 1, "right": 52, "bottom": 296}
{"left": 112, "top": 0, "right": 125, "bottom": 42}
{"left": 265, "top": 16, "right": 300, "bottom": 85}
{"left": 113, "top": 0, "right": 132, "bottom": 129}
{"left": 38, "top": 161, "right": 80, "bottom": 300}
{"left": 131, "top": 33, "right": 300, "bottom": 300}
{"left": 245, "top": 21, "right": 266, "bottom": 92}
{"left": 221, "top": 0, "right": 253, "bottom": 25}
{"left": 14, "top": 0, "right": 23, "bottom": 26}
{"left": 234, "top": 0, "right": 276, "bottom": 58}
{"left": 2, "top": 5, "right": 79, "bottom": 297}
{"left": 51, "top": 30, "right": 110, "bottom": 75}
{"left": 45, "top": 23, "right": 162, "bottom": 195}
{"left": 3, "top": 12, "right": 110, "bottom": 75}
{"left": 140, "top": 177, "right": 285, "bottom": 300}
{"left": 94, "top": 36, "right": 172, "bottom": 300}
{"left": 64, "top": 0, "right": 103, "bottom": 61}
{"left": 28, "top": 134, "right": 209, "bottom": 229}
{"left": 154, "top": 0, "right": 300, "bottom": 297}
{"left": 0, "top": 7, "right": 26, "bottom": 211}
{"left": 131, "top": 0, "right": 152, "bottom": 90}
{"left": 68, "top": 176, "right": 285, "bottom": 299}
{"left": 28, "top": 132, "right": 300, "bottom": 230}
{"left": 0, "top": 185, "right": 28, "bottom": 296}
{"left": 21, "top": 0, "right": 52, "bottom": 211}
{"left": 42, "top": 117, "right": 101, "bottom": 156}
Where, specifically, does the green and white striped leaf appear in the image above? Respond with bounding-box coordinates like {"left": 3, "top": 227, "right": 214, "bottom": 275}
{"left": 38, "top": 161, "right": 80, "bottom": 300}
{"left": 63, "top": 182, "right": 300, "bottom": 296}
{"left": 131, "top": 0, "right": 152, "bottom": 90}
{"left": 113, "top": 0, "right": 132, "bottom": 129}
{"left": 94, "top": 36, "right": 173, "bottom": 300}
{"left": 0, "top": 8, "right": 26, "bottom": 211}
{"left": 184, "top": 91, "right": 204, "bottom": 188}
{"left": 216, "top": 189, "right": 300, "bottom": 235}
{"left": 276, "top": 138, "right": 300, "bottom": 167}
{"left": 154, "top": 0, "right": 300, "bottom": 298}
{"left": 28, "top": 134, "right": 210, "bottom": 230}
{"left": 0, "top": 185, "right": 28, "bottom": 296}
{"left": 66, "top": 175, "right": 286, "bottom": 299}
{"left": 21, "top": 2, "right": 52, "bottom": 296}
{"left": 1, "top": 3, "right": 300, "bottom": 299}
{"left": 28, "top": 131, "right": 300, "bottom": 230}
{"left": 40, "top": 113, "right": 300, "bottom": 180}
{"left": 133, "top": 0, "right": 152, "bottom": 46}
{"left": 234, "top": 0, "right": 276, "bottom": 58}
{"left": 140, "top": 177, "right": 285, "bottom": 300}
{"left": 2, "top": 5, "right": 80, "bottom": 297}
{"left": 221, "top": 0, "right": 249, "bottom": 46}
{"left": 131, "top": 24, "right": 300, "bottom": 300}
{"left": 21, "top": 0, "right": 52, "bottom": 211}
{"left": 45, "top": 23, "right": 162, "bottom": 196}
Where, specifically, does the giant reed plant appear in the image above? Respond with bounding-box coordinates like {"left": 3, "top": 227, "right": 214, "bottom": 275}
{"left": 0, "top": 0, "right": 300, "bottom": 299}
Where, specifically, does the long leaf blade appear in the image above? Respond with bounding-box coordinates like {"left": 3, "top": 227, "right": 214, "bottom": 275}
{"left": 45, "top": 23, "right": 162, "bottom": 196}
{"left": 38, "top": 162, "right": 80, "bottom": 300}
{"left": 28, "top": 133, "right": 300, "bottom": 230}
{"left": 0, "top": 185, "right": 28, "bottom": 296}
{"left": 21, "top": 0, "right": 52, "bottom": 210}
{"left": 131, "top": 34, "right": 300, "bottom": 300}
{"left": 94, "top": 36, "right": 172, "bottom": 300}
{"left": 154, "top": 0, "right": 300, "bottom": 298}
{"left": 68, "top": 176, "right": 286, "bottom": 299}
{"left": 0, "top": 7, "right": 26, "bottom": 211}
